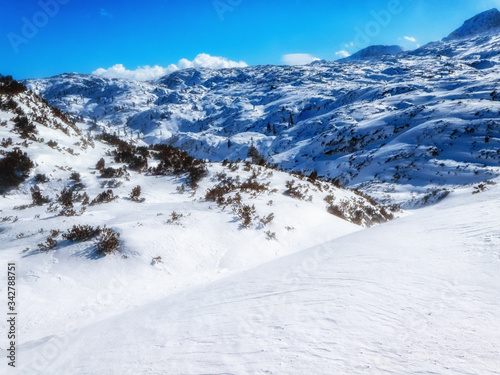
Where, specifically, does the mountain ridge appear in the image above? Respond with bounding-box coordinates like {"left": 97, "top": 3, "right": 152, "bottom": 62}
{"left": 444, "top": 8, "right": 500, "bottom": 41}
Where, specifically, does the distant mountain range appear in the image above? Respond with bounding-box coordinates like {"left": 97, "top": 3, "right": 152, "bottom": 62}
{"left": 23, "top": 9, "right": 500, "bottom": 206}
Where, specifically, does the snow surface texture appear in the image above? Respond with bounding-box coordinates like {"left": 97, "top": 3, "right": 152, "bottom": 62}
{"left": 4, "top": 135, "right": 500, "bottom": 374}
{"left": 0, "top": 83, "right": 498, "bottom": 375}
{"left": 25, "top": 11, "right": 500, "bottom": 206}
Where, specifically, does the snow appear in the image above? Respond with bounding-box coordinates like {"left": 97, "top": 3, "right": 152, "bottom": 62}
{"left": 2, "top": 9, "right": 500, "bottom": 374}
{"left": 0, "top": 90, "right": 393, "bottom": 373}
{"left": 8, "top": 178, "right": 500, "bottom": 375}
{"left": 444, "top": 8, "right": 500, "bottom": 41}
{"left": 24, "top": 27, "right": 500, "bottom": 206}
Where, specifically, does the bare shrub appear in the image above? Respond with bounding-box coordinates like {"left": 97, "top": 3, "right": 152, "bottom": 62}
{"left": 63, "top": 225, "right": 102, "bottom": 242}
{"left": 38, "top": 237, "right": 57, "bottom": 252}
{"left": 237, "top": 204, "right": 256, "bottom": 229}
{"left": 96, "top": 227, "right": 120, "bottom": 255}
{"left": 259, "top": 213, "right": 274, "bottom": 226}
{"left": 283, "top": 180, "right": 307, "bottom": 200}
{"left": 90, "top": 189, "right": 117, "bottom": 206}
{"left": 31, "top": 186, "right": 50, "bottom": 206}
{"left": 166, "top": 211, "right": 183, "bottom": 225}
{"left": 95, "top": 158, "right": 105, "bottom": 170}
{"left": 130, "top": 185, "right": 145, "bottom": 202}
{"left": 265, "top": 230, "right": 276, "bottom": 240}
{"left": 0, "top": 149, "right": 34, "bottom": 193}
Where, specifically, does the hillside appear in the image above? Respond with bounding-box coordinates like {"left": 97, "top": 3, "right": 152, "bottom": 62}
{"left": 11, "top": 151, "right": 500, "bottom": 374}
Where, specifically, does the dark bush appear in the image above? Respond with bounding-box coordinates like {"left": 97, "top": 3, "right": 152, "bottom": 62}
{"left": 283, "top": 180, "right": 306, "bottom": 200}
{"left": 0, "top": 149, "right": 34, "bottom": 193}
{"left": 57, "top": 188, "right": 74, "bottom": 208}
{"left": 70, "top": 172, "right": 81, "bottom": 182}
{"left": 237, "top": 204, "right": 256, "bottom": 229}
{"left": 37, "top": 237, "right": 57, "bottom": 252}
{"left": 100, "top": 167, "right": 126, "bottom": 179}
{"left": 150, "top": 144, "right": 207, "bottom": 188}
{"left": 96, "top": 227, "right": 120, "bottom": 255}
{"left": 63, "top": 225, "right": 102, "bottom": 242}
{"left": 1, "top": 137, "right": 13, "bottom": 148}
{"left": 13, "top": 115, "right": 37, "bottom": 139}
{"left": 31, "top": 186, "right": 50, "bottom": 206}
{"left": 47, "top": 140, "right": 58, "bottom": 148}
{"left": 90, "top": 189, "right": 117, "bottom": 205}
{"left": 326, "top": 204, "right": 347, "bottom": 220}
{"left": 0, "top": 76, "right": 26, "bottom": 96}
{"left": 34, "top": 173, "right": 49, "bottom": 183}
{"left": 95, "top": 158, "right": 105, "bottom": 170}
{"left": 130, "top": 185, "right": 145, "bottom": 202}
{"left": 240, "top": 178, "right": 269, "bottom": 193}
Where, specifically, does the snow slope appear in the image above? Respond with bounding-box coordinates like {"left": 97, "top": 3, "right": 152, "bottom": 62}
{"left": 12, "top": 176, "right": 500, "bottom": 375}
{"left": 0, "top": 83, "right": 397, "bottom": 374}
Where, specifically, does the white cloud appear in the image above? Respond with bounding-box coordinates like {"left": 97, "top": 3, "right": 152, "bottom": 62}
{"left": 92, "top": 54, "right": 248, "bottom": 81}
{"left": 282, "top": 54, "right": 320, "bottom": 66}
{"left": 404, "top": 36, "right": 417, "bottom": 43}
{"left": 335, "top": 50, "right": 351, "bottom": 58}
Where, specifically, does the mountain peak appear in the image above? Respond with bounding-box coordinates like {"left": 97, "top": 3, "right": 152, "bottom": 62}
{"left": 444, "top": 8, "right": 500, "bottom": 41}
{"left": 339, "top": 45, "right": 404, "bottom": 62}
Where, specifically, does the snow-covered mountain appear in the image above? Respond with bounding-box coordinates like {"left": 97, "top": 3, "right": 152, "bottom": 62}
{"left": 444, "top": 8, "right": 500, "bottom": 41}
{"left": 339, "top": 45, "right": 404, "bottom": 62}
{"left": 25, "top": 10, "right": 500, "bottom": 207}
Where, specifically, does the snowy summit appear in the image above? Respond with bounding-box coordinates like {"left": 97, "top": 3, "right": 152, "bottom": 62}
{"left": 339, "top": 45, "right": 404, "bottom": 61}
{"left": 444, "top": 8, "right": 500, "bottom": 41}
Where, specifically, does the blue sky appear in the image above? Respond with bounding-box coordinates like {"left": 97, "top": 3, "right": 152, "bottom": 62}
{"left": 1, "top": 0, "right": 500, "bottom": 79}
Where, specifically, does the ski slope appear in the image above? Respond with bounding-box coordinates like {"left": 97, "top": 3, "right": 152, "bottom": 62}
{"left": 14, "top": 181, "right": 500, "bottom": 375}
